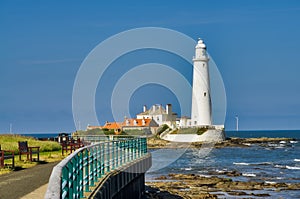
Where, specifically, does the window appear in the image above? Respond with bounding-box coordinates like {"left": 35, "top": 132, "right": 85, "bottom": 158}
{"left": 194, "top": 121, "right": 197, "bottom": 125}
{"left": 203, "top": 63, "right": 205, "bottom": 67}
{"left": 157, "top": 117, "right": 159, "bottom": 121}
{"left": 204, "top": 92, "right": 207, "bottom": 97}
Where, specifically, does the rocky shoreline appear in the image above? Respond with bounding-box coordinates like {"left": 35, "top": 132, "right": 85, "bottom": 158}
{"left": 147, "top": 136, "right": 296, "bottom": 149}
{"left": 145, "top": 137, "right": 299, "bottom": 198}
{"left": 144, "top": 173, "right": 300, "bottom": 199}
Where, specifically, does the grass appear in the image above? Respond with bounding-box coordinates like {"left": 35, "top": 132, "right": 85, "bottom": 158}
{"left": 0, "top": 134, "right": 65, "bottom": 175}
{"left": 156, "top": 124, "right": 169, "bottom": 136}
{"left": 0, "top": 134, "right": 61, "bottom": 152}
{"left": 174, "top": 127, "right": 208, "bottom": 135}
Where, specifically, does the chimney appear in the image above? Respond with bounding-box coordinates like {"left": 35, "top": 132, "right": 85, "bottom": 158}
{"left": 143, "top": 105, "right": 147, "bottom": 112}
{"left": 166, "top": 104, "right": 172, "bottom": 115}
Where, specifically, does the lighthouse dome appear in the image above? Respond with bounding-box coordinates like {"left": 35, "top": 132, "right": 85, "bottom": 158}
{"left": 196, "top": 38, "right": 206, "bottom": 49}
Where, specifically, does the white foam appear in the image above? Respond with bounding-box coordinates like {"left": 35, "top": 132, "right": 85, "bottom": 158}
{"left": 268, "top": 143, "right": 278, "bottom": 147}
{"left": 242, "top": 173, "right": 256, "bottom": 177}
{"left": 184, "top": 167, "right": 192, "bottom": 171}
{"left": 290, "top": 141, "right": 298, "bottom": 144}
{"left": 265, "top": 181, "right": 276, "bottom": 184}
{"left": 234, "top": 162, "right": 271, "bottom": 166}
{"left": 253, "top": 162, "right": 272, "bottom": 165}
{"left": 294, "top": 159, "right": 300, "bottom": 162}
{"left": 215, "top": 169, "right": 227, "bottom": 173}
{"left": 279, "top": 141, "right": 286, "bottom": 144}
{"left": 233, "top": 162, "right": 249, "bottom": 166}
{"left": 286, "top": 166, "right": 300, "bottom": 170}
{"left": 243, "top": 143, "right": 251, "bottom": 146}
{"left": 198, "top": 174, "right": 211, "bottom": 178}
{"left": 275, "top": 164, "right": 285, "bottom": 168}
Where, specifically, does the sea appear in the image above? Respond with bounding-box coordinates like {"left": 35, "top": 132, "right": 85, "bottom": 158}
{"left": 146, "top": 130, "right": 300, "bottom": 198}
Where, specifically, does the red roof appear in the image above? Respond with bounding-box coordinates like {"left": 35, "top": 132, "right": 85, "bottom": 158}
{"left": 121, "top": 118, "right": 153, "bottom": 127}
{"left": 87, "top": 118, "right": 156, "bottom": 131}
{"left": 101, "top": 122, "right": 122, "bottom": 130}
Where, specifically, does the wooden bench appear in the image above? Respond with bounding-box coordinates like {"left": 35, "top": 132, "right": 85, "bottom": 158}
{"left": 18, "top": 141, "right": 40, "bottom": 162}
{"left": 61, "top": 138, "right": 84, "bottom": 155}
{"left": 0, "top": 145, "right": 15, "bottom": 168}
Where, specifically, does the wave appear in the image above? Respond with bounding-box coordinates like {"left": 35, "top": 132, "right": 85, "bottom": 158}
{"left": 294, "top": 159, "right": 300, "bottom": 162}
{"left": 286, "top": 166, "right": 300, "bottom": 170}
{"left": 290, "top": 141, "right": 298, "bottom": 144}
{"left": 242, "top": 173, "right": 256, "bottom": 177}
{"left": 275, "top": 146, "right": 284, "bottom": 149}
{"left": 233, "top": 162, "right": 250, "bottom": 166}
{"left": 275, "top": 164, "right": 286, "bottom": 169}
{"left": 242, "top": 143, "right": 251, "bottom": 146}
{"left": 215, "top": 169, "right": 224, "bottom": 173}
{"left": 233, "top": 162, "right": 272, "bottom": 166}
{"left": 253, "top": 162, "right": 272, "bottom": 165}
{"left": 265, "top": 181, "right": 276, "bottom": 184}
{"left": 267, "top": 143, "right": 278, "bottom": 147}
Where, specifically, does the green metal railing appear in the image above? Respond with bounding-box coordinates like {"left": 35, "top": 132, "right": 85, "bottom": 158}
{"left": 46, "top": 137, "right": 147, "bottom": 199}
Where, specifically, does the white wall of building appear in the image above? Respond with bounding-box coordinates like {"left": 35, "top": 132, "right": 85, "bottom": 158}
{"left": 137, "top": 104, "right": 177, "bottom": 127}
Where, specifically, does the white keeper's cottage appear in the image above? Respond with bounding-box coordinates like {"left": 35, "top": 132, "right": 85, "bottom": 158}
{"left": 136, "top": 104, "right": 177, "bottom": 128}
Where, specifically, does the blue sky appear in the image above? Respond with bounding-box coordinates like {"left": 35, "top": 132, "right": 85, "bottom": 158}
{"left": 1, "top": 0, "right": 300, "bottom": 133}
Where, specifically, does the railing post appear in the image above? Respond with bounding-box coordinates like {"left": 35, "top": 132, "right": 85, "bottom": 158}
{"left": 125, "top": 140, "right": 129, "bottom": 163}
{"left": 96, "top": 145, "right": 101, "bottom": 179}
{"left": 73, "top": 155, "right": 78, "bottom": 199}
{"left": 79, "top": 152, "right": 84, "bottom": 198}
{"left": 106, "top": 142, "right": 110, "bottom": 172}
{"left": 120, "top": 140, "right": 123, "bottom": 165}
{"left": 142, "top": 137, "right": 147, "bottom": 154}
{"left": 139, "top": 138, "right": 143, "bottom": 157}
{"left": 100, "top": 143, "right": 105, "bottom": 176}
{"left": 89, "top": 147, "right": 95, "bottom": 187}
{"left": 133, "top": 138, "right": 136, "bottom": 160}
{"left": 115, "top": 140, "right": 119, "bottom": 168}
{"left": 84, "top": 149, "right": 90, "bottom": 193}
{"left": 61, "top": 166, "right": 68, "bottom": 199}
{"left": 68, "top": 161, "right": 73, "bottom": 199}
{"left": 111, "top": 141, "right": 115, "bottom": 170}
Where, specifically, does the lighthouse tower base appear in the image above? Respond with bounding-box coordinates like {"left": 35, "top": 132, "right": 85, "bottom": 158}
{"left": 161, "top": 128, "right": 225, "bottom": 143}
{"left": 196, "top": 129, "right": 225, "bottom": 142}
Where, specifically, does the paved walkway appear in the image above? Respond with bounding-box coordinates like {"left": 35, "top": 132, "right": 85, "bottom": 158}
{"left": 0, "top": 162, "right": 58, "bottom": 199}
{"left": 20, "top": 184, "right": 48, "bottom": 199}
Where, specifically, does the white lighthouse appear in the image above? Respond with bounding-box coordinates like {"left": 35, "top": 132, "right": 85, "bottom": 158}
{"left": 191, "top": 38, "right": 212, "bottom": 126}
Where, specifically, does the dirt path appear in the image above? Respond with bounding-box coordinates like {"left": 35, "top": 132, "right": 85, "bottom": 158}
{"left": 0, "top": 162, "right": 58, "bottom": 199}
